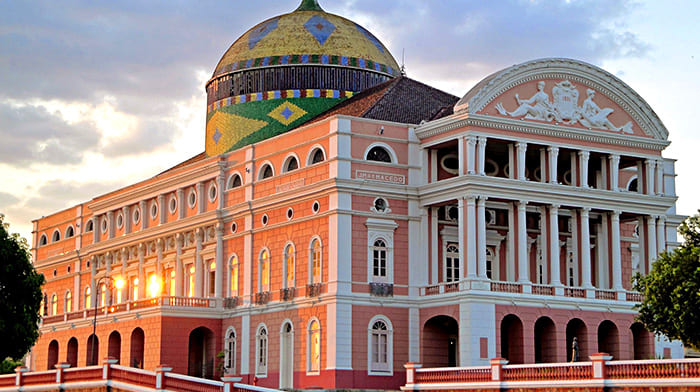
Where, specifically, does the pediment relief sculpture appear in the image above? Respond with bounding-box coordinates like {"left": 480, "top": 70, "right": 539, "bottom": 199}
{"left": 495, "top": 80, "right": 633, "bottom": 134}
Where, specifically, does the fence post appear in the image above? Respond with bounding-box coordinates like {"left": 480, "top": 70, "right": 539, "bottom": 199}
{"left": 102, "top": 357, "right": 118, "bottom": 380}
{"left": 55, "top": 362, "right": 71, "bottom": 383}
{"left": 15, "top": 366, "right": 28, "bottom": 387}
{"left": 404, "top": 363, "right": 422, "bottom": 388}
{"left": 222, "top": 375, "right": 242, "bottom": 392}
{"left": 155, "top": 365, "right": 172, "bottom": 391}
{"left": 590, "top": 353, "right": 612, "bottom": 380}
{"left": 490, "top": 358, "right": 509, "bottom": 381}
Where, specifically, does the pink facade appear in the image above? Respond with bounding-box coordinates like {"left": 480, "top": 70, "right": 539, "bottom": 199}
{"left": 28, "top": 3, "right": 682, "bottom": 391}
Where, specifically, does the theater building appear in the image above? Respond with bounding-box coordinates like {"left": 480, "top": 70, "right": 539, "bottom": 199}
{"left": 29, "top": 0, "right": 683, "bottom": 390}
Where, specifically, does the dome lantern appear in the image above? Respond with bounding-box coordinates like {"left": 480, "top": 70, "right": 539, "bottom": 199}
{"left": 295, "top": 0, "right": 323, "bottom": 11}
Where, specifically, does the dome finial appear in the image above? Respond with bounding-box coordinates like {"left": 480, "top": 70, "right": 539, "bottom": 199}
{"left": 295, "top": 0, "right": 323, "bottom": 11}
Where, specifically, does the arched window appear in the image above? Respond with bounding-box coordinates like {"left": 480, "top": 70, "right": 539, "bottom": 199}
{"left": 84, "top": 286, "right": 92, "bottom": 309}
{"left": 259, "top": 164, "right": 274, "bottom": 180}
{"left": 366, "top": 146, "right": 392, "bottom": 163}
{"left": 50, "top": 293, "right": 58, "bottom": 315}
{"left": 259, "top": 249, "right": 270, "bottom": 292}
{"left": 368, "top": 317, "right": 393, "bottom": 374}
{"left": 284, "top": 244, "right": 295, "bottom": 288}
{"left": 628, "top": 177, "right": 639, "bottom": 192}
{"left": 85, "top": 220, "right": 94, "bottom": 232}
{"left": 208, "top": 260, "right": 216, "bottom": 297}
{"left": 228, "top": 174, "right": 242, "bottom": 189}
{"left": 309, "top": 238, "right": 322, "bottom": 284}
{"left": 229, "top": 255, "right": 239, "bottom": 297}
{"left": 225, "top": 327, "right": 237, "bottom": 372}
{"left": 65, "top": 226, "right": 75, "bottom": 238}
{"left": 39, "top": 234, "right": 48, "bottom": 246}
{"left": 65, "top": 290, "right": 72, "bottom": 313}
{"left": 40, "top": 293, "right": 47, "bottom": 316}
{"left": 372, "top": 239, "right": 388, "bottom": 280}
{"left": 283, "top": 156, "right": 299, "bottom": 172}
{"left": 445, "top": 244, "right": 459, "bottom": 283}
{"left": 307, "top": 319, "right": 321, "bottom": 373}
{"left": 52, "top": 230, "right": 61, "bottom": 242}
{"left": 309, "top": 147, "right": 325, "bottom": 165}
{"left": 255, "top": 325, "right": 268, "bottom": 376}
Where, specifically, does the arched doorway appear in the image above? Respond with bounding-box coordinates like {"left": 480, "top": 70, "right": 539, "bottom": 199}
{"left": 598, "top": 320, "right": 620, "bottom": 359}
{"left": 422, "top": 315, "right": 459, "bottom": 367}
{"left": 631, "top": 322, "right": 653, "bottom": 360}
{"left": 500, "top": 315, "right": 524, "bottom": 364}
{"left": 566, "top": 319, "right": 587, "bottom": 362}
{"left": 130, "top": 328, "right": 145, "bottom": 368}
{"left": 279, "top": 321, "right": 294, "bottom": 389}
{"left": 534, "top": 317, "right": 556, "bottom": 363}
{"left": 66, "top": 337, "right": 78, "bottom": 367}
{"left": 188, "top": 327, "right": 215, "bottom": 378}
{"left": 108, "top": 331, "right": 121, "bottom": 363}
{"left": 86, "top": 334, "right": 99, "bottom": 366}
{"left": 47, "top": 340, "right": 59, "bottom": 370}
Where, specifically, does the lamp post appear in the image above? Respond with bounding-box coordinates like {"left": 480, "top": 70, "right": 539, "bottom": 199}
{"left": 90, "top": 276, "right": 123, "bottom": 365}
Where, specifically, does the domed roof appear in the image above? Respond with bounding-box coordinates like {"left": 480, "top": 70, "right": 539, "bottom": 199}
{"left": 212, "top": 0, "right": 400, "bottom": 79}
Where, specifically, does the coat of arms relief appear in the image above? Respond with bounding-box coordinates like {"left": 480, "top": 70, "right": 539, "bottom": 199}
{"left": 495, "top": 80, "right": 633, "bottom": 134}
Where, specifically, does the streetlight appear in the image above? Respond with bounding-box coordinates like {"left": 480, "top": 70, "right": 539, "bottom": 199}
{"left": 90, "top": 275, "right": 124, "bottom": 365}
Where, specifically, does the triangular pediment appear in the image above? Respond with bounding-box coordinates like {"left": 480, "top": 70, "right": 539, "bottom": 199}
{"left": 454, "top": 58, "right": 668, "bottom": 140}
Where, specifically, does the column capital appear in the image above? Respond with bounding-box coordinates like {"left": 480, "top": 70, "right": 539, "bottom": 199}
{"left": 550, "top": 203, "right": 560, "bottom": 210}
{"left": 137, "top": 243, "right": 145, "bottom": 256}
{"left": 466, "top": 135, "right": 477, "bottom": 145}
{"left": 477, "top": 195, "right": 488, "bottom": 203}
{"left": 547, "top": 146, "right": 559, "bottom": 153}
{"left": 516, "top": 141, "right": 527, "bottom": 150}
{"left": 465, "top": 195, "right": 477, "bottom": 204}
{"left": 609, "top": 210, "right": 621, "bottom": 217}
{"left": 580, "top": 207, "right": 591, "bottom": 215}
{"left": 609, "top": 154, "right": 620, "bottom": 162}
{"left": 477, "top": 136, "right": 487, "bottom": 144}
{"left": 578, "top": 150, "right": 590, "bottom": 158}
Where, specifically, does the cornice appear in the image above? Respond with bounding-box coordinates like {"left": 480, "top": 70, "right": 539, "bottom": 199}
{"left": 416, "top": 114, "right": 670, "bottom": 152}
{"left": 87, "top": 159, "right": 223, "bottom": 214}
{"left": 418, "top": 175, "right": 677, "bottom": 216}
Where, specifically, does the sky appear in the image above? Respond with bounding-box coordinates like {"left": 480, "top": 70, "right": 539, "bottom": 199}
{"left": 0, "top": 0, "right": 698, "bottom": 244}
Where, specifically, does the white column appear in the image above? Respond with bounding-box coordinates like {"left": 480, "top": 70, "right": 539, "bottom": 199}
{"left": 104, "top": 253, "right": 113, "bottom": 305}
{"left": 176, "top": 234, "right": 185, "bottom": 297}
{"left": 430, "top": 208, "right": 439, "bottom": 284}
{"left": 215, "top": 223, "right": 224, "bottom": 297}
{"left": 172, "top": 238, "right": 182, "bottom": 296}
{"left": 122, "top": 206, "right": 131, "bottom": 234}
{"left": 177, "top": 188, "right": 186, "bottom": 219}
{"left": 506, "top": 204, "right": 515, "bottom": 281}
{"left": 477, "top": 136, "right": 487, "bottom": 175}
{"left": 578, "top": 150, "right": 590, "bottom": 188}
{"left": 477, "top": 197, "right": 488, "bottom": 279}
{"left": 197, "top": 182, "right": 205, "bottom": 214}
{"left": 467, "top": 196, "right": 477, "bottom": 279}
{"left": 458, "top": 137, "right": 465, "bottom": 176}
{"left": 139, "top": 200, "right": 148, "bottom": 230}
{"left": 611, "top": 211, "right": 623, "bottom": 291}
{"left": 548, "top": 146, "right": 559, "bottom": 184}
{"left": 645, "top": 160, "right": 655, "bottom": 195}
{"left": 138, "top": 244, "right": 146, "bottom": 299}
{"left": 466, "top": 136, "right": 477, "bottom": 174}
{"left": 458, "top": 198, "right": 466, "bottom": 280}
{"left": 656, "top": 159, "right": 664, "bottom": 195}
{"left": 158, "top": 194, "right": 166, "bottom": 225}
{"left": 194, "top": 231, "right": 203, "bottom": 297}
{"left": 517, "top": 201, "right": 529, "bottom": 283}
{"left": 107, "top": 211, "right": 115, "bottom": 239}
{"left": 516, "top": 142, "right": 527, "bottom": 180}
{"left": 549, "top": 205, "right": 562, "bottom": 286}
{"left": 609, "top": 154, "right": 620, "bottom": 191}
{"left": 92, "top": 216, "right": 100, "bottom": 244}
{"left": 580, "top": 208, "right": 593, "bottom": 289}
{"left": 657, "top": 216, "right": 666, "bottom": 254}
{"left": 647, "top": 216, "right": 658, "bottom": 266}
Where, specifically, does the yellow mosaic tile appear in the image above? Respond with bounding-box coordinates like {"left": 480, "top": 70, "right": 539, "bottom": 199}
{"left": 268, "top": 101, "right": 308, "bottom": 126}
{"left": 206, "top": 111, "right": 268, "bottom": 156}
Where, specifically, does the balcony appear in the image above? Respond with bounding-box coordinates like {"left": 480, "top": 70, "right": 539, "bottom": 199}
{"left": 369, "top": 282, "right": 394, "bottom": 297}
{"left": 254, "top": 291, "right": 270, "bottom": 305}
{"left": 306, "top": 283, "right": 322, "bottom": 297}
{"left": 280, "top": 287, "right": 295, "bottom": 301}
{"left": 420, "top": 280, "right": 643, "bottom": 303}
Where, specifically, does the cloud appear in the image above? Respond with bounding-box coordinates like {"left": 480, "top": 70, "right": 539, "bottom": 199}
{"left": 0, "top": 102, "right": 99, "bottom": 166}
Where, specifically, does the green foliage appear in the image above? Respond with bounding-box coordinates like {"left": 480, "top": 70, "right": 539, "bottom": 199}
{"left": 0, "top": 214, "right": 45, "bottom": 360}
{"left": 0, "top": 358, "right": 24, "bottom": 374}
{"left": 634, "top": 211, "right": 700, "bottom": 348}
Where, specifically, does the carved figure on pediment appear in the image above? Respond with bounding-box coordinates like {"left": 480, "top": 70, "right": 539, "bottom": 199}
{"left": 496, "top": 81, "right": 554, "bottom": 121}
{"left": 551, "top": 80, "right": 580, "bottom": 123}
{"left": 579, "top": 89, "right": 633, "bottom": 134}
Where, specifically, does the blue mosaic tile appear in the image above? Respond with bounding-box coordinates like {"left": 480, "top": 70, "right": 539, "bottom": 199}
{"left": 355, "top": 23, "right": 384, "bottom": 53}
{"left": 304, "top": 15, "right": 336, "bottom": 45}
{"left": 248, "top": 18, "right": 279, "bottom": 49}
{"left": 213, "top": 128, "right": 222, "bottom": 145}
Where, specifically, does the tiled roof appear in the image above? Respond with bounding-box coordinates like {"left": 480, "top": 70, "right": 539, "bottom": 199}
{"left": 309, "top": 76, "right": 458, "bottom": 125}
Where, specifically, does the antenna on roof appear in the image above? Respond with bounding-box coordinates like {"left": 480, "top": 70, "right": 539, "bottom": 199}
{"left": 400, "top": 49, "right": 406, "bottom": 76}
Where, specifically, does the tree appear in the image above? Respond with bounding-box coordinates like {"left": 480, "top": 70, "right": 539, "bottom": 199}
{"left": 0, "top": 214, "right": 45, "bottom": 364}
{"left": 634, "top": 212, "right": 700, "bottom": 349}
